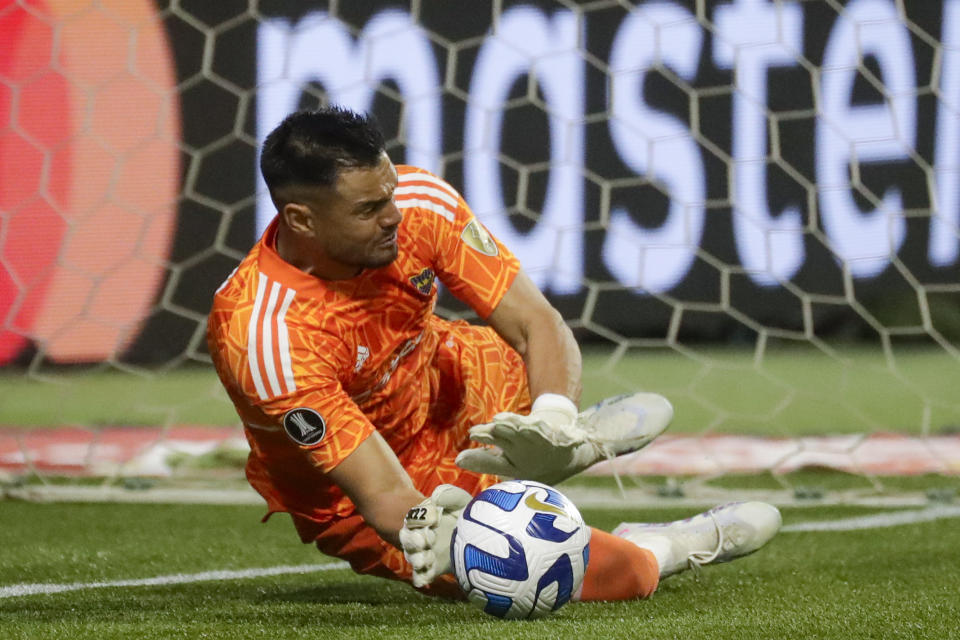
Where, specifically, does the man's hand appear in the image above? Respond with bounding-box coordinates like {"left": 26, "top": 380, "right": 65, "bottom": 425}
{"left": 399, "top": 484, "right": 472, "bottom": 588}
{"left": 456, "top": 392, "right": 673, "bottom": 484}
{"left": 455, "top": 394, "right": 593, "bottom": 484}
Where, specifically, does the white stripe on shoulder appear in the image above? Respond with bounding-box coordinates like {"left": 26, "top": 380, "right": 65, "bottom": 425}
{"left": 247, "top": 273, "right": 270, "bottom": 400}
{"left": 394, "top": 184, "right": 459, "bottom": 208}
{"left": 398, "top": 171, "right": 460, "bottom": 200}
{"left": 260, "top": 281, "right": 284, "bottom": 397}
{"left": 395, "top": 197, "right": 456, "bottom": 222}
{"left": 276, "top": 288, "right": 297, "bottom": 394}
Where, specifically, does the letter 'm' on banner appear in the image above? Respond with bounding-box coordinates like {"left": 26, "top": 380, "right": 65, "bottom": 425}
{"left": 256, "top": 11, "right": 441, "bottom": 235}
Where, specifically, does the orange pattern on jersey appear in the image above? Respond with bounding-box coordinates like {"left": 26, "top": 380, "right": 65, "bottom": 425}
{"left": 207, "top": 165, "right": 526, "bottom": 529}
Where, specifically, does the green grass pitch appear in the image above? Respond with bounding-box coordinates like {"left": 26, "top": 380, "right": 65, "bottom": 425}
{"left": 1, "top": 499, "right": 958, "bottom": 639}
{"left": 2, "top": 346, "right": 959, "bottom": 637}
{"left": 2, "top": 345, "right": 959, "bottom": 435}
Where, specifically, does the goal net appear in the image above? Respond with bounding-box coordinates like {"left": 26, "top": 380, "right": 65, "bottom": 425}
{"left": 1, "top": 0, "right": 958, "bottom": 506}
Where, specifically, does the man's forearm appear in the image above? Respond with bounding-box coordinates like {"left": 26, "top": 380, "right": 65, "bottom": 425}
{"left": 326, "top": 431, "right": 425, "bottom": 548}
{"left": 485, "top": 269, "right": 583, "bottom": 407}
{"left": 354, "top": 485, "right": 425, "bottom": 548}
{"left": 522, "top": 307, "right": 582, "bottom": 405}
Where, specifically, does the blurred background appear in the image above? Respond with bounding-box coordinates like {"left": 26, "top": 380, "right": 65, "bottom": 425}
{"left": 1, "top": 0, "right": 958, "bottom": 496}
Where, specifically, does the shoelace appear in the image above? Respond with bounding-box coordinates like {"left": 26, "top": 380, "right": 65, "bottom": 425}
{"left": 584, "top": 400, "right": 655, "bottom": 500}
{"left": 685, "top": 510, "right": 724, "bottom": 575}
{"left": 577, "top": 409, "right": 623, "bottom": 494}
{"left": 595, "top": 441, "right": 629, "bottom": 497}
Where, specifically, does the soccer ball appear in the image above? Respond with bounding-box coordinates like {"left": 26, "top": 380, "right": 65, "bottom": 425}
{"left": 451, "top": 480, "right": 591, "bottom": 619}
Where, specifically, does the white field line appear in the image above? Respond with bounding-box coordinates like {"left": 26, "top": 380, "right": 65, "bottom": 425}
{"left": 780, "top": 504, "right": 960, "bottom": 532}
{"left": 4, "top": 506, "right": 960, "bottom": 600}
{"left": 0, "top": 561, "right": 349, "bottom": 599}
{"left": 6, "top": 484, "right": 939, "bottom": 508}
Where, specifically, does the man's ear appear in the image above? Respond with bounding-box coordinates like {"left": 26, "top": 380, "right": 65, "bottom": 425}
{"left": 281, "top": 202, "right": 314, "bottom": 235}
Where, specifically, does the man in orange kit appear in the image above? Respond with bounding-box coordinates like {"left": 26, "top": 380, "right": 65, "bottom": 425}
{"left": 207, "top": 106, "right": 780, "bottom": 601}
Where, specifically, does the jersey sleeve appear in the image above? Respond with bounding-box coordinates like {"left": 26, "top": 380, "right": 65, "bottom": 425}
{"left": 396, "top": 166, "right": 520, "bottom": 318}
{"left": 263, "top": 373, "right": 375, "bottom": 473}
{"left": 245, "top": 318, "right": 376, "bottom": 474}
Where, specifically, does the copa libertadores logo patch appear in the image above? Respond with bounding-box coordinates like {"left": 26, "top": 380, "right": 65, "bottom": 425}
{"left": 461, "top": 219, "right": 499, "bottom": 256}
{"left": 282, "top": 408, "right": 327, "bottom": 446}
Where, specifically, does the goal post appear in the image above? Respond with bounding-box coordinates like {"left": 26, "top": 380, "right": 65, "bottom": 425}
{"left": 1, "top": 0, "right": 958, "bottom": 503}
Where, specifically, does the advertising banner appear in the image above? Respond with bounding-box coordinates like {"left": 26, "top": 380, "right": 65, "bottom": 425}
{"left": 1, "top": 0, "right": 957, "bottom": 364}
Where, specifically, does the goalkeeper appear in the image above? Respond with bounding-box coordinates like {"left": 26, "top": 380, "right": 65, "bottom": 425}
{"left": 207, "top": 106, "right": 779, "bottom": 602}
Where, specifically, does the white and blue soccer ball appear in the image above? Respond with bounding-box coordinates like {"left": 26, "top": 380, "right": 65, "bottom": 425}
{"left": 451, "top": 480, "right": 591, "bottom": 619}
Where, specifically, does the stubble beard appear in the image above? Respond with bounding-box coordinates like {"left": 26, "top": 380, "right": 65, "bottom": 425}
{"left": 342, "top": 240, "right": 397, "bottom": 272}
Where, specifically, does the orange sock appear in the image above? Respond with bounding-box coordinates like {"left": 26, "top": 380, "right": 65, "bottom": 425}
{"left": 577, "top": 528, "right": 659, "bottom": 601}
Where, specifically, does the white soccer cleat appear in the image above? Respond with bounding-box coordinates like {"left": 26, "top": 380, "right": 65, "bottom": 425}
{"left": 578, "top": 392, "right": 673, "bottom": 458}
{"left": 613, "top": 501, "right": 782, "bottom": 577}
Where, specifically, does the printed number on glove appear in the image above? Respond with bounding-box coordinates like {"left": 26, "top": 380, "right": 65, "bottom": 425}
{"left": 398, "top": 484, "right": 472, "bottom": 588}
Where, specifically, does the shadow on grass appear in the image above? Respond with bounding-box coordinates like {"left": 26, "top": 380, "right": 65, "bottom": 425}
{"left": 255, "top": 577, "right": 427, "bottom": 605}
{"left": 0, "top": 576, "right": 483, "bottom": 629}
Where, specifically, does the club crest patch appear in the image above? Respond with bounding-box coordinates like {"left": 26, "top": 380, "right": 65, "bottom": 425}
{"left": 409, "top": 267, "right": 435, "bottom": 295}
{"left": 282, "top": 408, "right": 326, "bottom": 446}
{"left": 461, "top": 219, "right": 499, "bottom": 256}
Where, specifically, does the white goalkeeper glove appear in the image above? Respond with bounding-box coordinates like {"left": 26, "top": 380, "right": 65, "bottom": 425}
{"left": 455, "top": 392, "right": 673, "bottom": 485}
{"left": 398, "top": 484, "right": 472, "bottom": 588}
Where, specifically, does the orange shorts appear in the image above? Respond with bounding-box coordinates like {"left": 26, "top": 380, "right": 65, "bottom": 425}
{"left": 292, "top": 321, "right": 531, "bottom": 597}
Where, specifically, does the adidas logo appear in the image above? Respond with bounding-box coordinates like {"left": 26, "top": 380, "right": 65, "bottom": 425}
{"left": 355, "top": 345, "right": 370, "bottom": 372}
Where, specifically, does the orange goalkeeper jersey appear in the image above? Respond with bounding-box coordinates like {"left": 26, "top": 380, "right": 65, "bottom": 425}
{"left": 207, "top": 165, "right": 522, "bottom": 524}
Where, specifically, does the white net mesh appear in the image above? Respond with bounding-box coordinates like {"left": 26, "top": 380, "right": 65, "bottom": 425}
{"left": 1, "top": 0, "right": 958, "bottom": 504}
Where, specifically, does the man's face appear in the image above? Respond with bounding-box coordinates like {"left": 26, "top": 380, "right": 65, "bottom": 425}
{"left": 298, "top": 152, "right": 402, "bottom": 278}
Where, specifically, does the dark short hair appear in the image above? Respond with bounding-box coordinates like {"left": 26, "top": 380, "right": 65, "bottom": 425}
{"left": 260, "top": 106, "right": 386, "bottom": 204}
